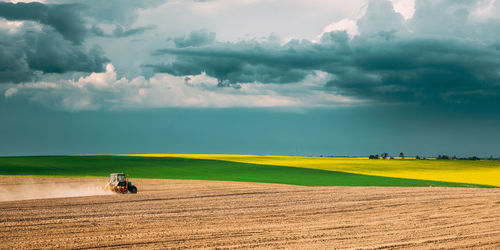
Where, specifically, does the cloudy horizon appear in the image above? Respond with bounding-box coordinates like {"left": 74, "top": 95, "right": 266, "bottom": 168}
{"left": 1, "top": 0, "right": 500, "bottom": 157}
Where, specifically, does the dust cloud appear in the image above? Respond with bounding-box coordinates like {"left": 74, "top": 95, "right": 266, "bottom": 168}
{"left": 0, "top": 177, "right": 114, "bottom": 201}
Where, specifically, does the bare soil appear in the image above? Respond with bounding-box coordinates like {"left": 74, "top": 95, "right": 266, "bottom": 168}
{"left": 1, "top": 177, "right": 499, "bottom": 249}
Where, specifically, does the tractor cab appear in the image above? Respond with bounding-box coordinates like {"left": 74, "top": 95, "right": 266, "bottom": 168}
{"left": 109, "top": 173, "right": 127, "bottom": 186}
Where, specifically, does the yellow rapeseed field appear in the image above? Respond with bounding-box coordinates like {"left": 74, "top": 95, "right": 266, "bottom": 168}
{"left": 125, "top": 154, "right": 500, "bottom": 187}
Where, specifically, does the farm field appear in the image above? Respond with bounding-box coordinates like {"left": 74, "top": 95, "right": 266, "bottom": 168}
{"left": 1, "top": 177, "right": 499, "bottom": 249}
{"left": 0, "top": 155, "right": 494, "bottom": 188}
{"left": 130, "top": 154, "right": 500, "bottom": 187}
{"left": 1, "top": 156, "right": 499, "bottom": 248}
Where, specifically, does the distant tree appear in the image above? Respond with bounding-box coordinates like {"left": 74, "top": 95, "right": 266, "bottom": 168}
{"left": 437, "top": 155, "right": 450, "bottom": 160}
{"left": 381, "top": 153, "right": 388, "bottom": 159}
{"left": 488, "top": 155, "right": 495, "bottom": 160}
{"left": 390, "top": 157, "right": 394, "bottom": 160}
{"left": 451, "top": 155, "right": 457, "bottom": 160}
{"left": 399, "top": 152, "right": 405, "bottom": 159}
{"left": 369, "top": 155, "right": 377, "bottom": 159}
{"left": 416, "top": 155, "right": 421, "bottom": 160}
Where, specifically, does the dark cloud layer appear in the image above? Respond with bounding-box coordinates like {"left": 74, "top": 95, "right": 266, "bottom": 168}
{"left": 149, "top": 0, "right": 500, "bottom": 110}
{"left": 151, "top": 32, "right": 342, "bottom": 86}
{"left": 0, "top": 0, "right": 168, "bottom": 84}
{"left": 25, "top": 29, "right": 108, "bottom": 74}
{"left": 152, "top": 34, "right": 500, "bottom": 108}
{"left": 329, "top": 36, "right": 500, "bottom": 106}
{"left": 0, "top": 2, "right": 86, "bottom": 44}
{"left": 0, "top": 25, "right": 109, "bottom": 83}
{"left": 0, "top": 31, "right": 33, "bottom": 83}
{"left": 47, "top": 0, "right": 166, "bottom": 27}
{"left": 0, "top": 0, "right": 169, "bottom": 84}
{"left": 91, "top": 25, "right": 155, "bottom": 38}
{"left": 0, "top": 1, "right": 109, "bottom": 83}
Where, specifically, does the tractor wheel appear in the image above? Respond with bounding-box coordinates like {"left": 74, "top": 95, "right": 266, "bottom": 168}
{"left": 130, "top": 186, "right": 137, "bottom": 194}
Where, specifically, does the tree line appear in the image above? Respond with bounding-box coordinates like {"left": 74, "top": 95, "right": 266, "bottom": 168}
{"left": 368, "top": 153, "right": 496, "bottom": 160}
{"left": 369, "top": 152, "right": 406, "bottom": 159}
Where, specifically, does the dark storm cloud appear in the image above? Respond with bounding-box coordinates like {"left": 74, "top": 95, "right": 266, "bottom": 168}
{"left": 0, "top": 23, "right": 108, "bottom": 83}
{"left": 328, "top": 35, "right": 500, "bottom": 106}
{"left": 91, "top": 25, "right": 155, "bottom": 38}
{"left": 0, "top": 2, "right": 86, "bottom": 44}
{"left": 47, "top": 0, "right": 167, "bottom": 26}
{"left": 0, "top": 0, "right": 164, "bottom": 84}
{"left": 150, "top": 32, "right": 349, "bottom": 86}
{"left": 24, "top": 28, "right": 109, "bottom": 74}
{"left": 152, "top": 31, "right": 500, "bottom": 106}
{"left": 0, "top": 31, "right": 33, "bottom": 83}
{"left": 149, "top": 0, "right": 500, "bottom": 109}
{"left": 0, "top": 1, "right": 166, "bottom": 43}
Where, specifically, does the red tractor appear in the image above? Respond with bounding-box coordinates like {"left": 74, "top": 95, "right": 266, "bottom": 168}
{"left": 105, "top": 173, "right": 138, "bottom": 194}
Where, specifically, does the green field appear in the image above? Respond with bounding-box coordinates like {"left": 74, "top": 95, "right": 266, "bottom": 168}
{"left": 143, "top": 154, "right": 500, "bottom": 187}
{"left": 0, "top": 156, "right": 493, "bottom": 188}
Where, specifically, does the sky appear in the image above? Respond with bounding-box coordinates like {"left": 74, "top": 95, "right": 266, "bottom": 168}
{"left": 1, "top": 0, "right": 500, "bottom": 157}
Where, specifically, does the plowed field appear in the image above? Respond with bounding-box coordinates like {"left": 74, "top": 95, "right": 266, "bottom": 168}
{"left": 1, "top": 177, "right": 499, "bottom": 249}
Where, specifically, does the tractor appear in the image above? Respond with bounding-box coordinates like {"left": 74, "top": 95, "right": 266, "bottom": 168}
{"left": 106, "top": 173, "right": 138, "bottom": 194}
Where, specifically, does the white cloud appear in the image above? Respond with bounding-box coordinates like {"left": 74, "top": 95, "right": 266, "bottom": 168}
{"left": 8, "top": 0, "right": 46, "bottom": 2}
{"left": 2, "top": 64, "right": 361, "bottom": 111}
{"left": 471, "top": 0, "right": 498, "bottom": 20}
{"left": 389, "top": 0, "right": 415, "bottom": 19}
{"left": 4, "top": 87, "right": 17, "bottom": 98}
{"left": 320, "top": 18, "right": 359, "bottom": 38}
{"left": 188, "top": 0, "right": 262, "bottom": 14}
{"left": 0, "top": 20, "right": 24, "bottom": 33}
{"left": 74, "top": 64, "right": 126, "bottom": 89}
{"left": 319, "top": 0, "right": 414, "bottom": 39}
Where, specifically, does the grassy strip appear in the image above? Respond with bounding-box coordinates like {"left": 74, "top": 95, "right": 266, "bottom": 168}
{"left": 0, "top": 156, "right": 493, "bottom": 187}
